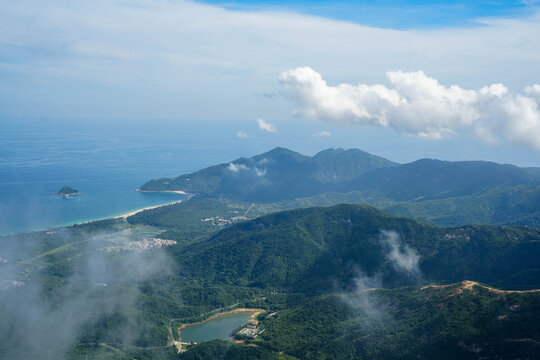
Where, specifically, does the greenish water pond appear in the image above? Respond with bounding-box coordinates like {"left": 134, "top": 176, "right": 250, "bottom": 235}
{"left": 179, "top": 311, "right": 257, "bottom": 343}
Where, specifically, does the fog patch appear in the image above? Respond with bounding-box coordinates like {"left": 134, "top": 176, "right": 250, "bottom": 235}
{"left": 338, "top": 230, "right": 422, "bottom": 330}
{"left": 227, "top": 162, "right": 267, "bottom": 177}
{"left": 0, "top": 226, "right": 176, "bottom": 359}
{"left": 338, "top": 270, "right": 388, "bottom": 329}
{"left": 379, "top": 230, "right": 421, "bottom": 279}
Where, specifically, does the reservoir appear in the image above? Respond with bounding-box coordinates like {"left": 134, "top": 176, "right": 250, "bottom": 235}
{"left": 179, "top": 310, "right": 258, "bottom": 343}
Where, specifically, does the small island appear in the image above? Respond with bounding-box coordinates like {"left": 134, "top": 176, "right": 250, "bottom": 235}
{"left": 56, "top": 186, "right": 80, "bottom": 198}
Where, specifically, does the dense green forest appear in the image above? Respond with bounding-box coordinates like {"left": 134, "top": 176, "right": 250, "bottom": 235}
{"left": 140, "top": 147, "right": 540, "bottom": 226}
{"left": 4, "top": 147, "right": 540, "bottom": 358}
{"left": 2, "top": 200, "right": 540, "bottom": 359}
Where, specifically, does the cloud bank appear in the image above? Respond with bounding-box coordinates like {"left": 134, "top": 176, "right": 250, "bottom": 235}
{"left": 280, "top": 67, "right": 540, "bottom": 148}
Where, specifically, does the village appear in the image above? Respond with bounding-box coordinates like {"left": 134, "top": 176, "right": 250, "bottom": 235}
{"left": 100, "top": 237, "right": 177, "bottom": 253}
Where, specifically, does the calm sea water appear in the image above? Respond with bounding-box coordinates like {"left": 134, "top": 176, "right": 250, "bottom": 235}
{"left": 0, "top": 118, "right": 346, "bottom": 235}
{"left": 0, "top": 119, "right": 277, "bottom": 235}
{"left": 2, "top": 117, "right": 537, "bottom": 235}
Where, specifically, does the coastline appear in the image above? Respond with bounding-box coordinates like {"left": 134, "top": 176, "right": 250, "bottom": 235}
{"left": 1, "top": 195, "right": 188, "bottom": 237}
{"left": 136, "top": 189, "right": 187, "bottom": 195}
{"left": 111, "top": 200, "right": 185, "bottom": 219}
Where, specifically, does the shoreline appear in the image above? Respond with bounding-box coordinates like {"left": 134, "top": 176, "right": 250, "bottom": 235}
{"left": 1, "top": 193, "right": 190, "bottom": 237}
{"left": 111, "top": 200, "right": 185, "bottom": 219}
{"left": 177, "top": 308, "right": 264, "bottom": 342}
{"left": 136, "top": 189, "right": 187, "bottom": 195}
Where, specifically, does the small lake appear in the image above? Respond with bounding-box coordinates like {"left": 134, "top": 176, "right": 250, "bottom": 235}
{"left": 179, "top": 311, "right": 257, "bottom": 343}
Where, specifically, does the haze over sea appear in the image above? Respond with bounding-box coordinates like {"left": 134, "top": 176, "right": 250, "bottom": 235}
{"left": 2, "top": 117, "right": 538, "bottom": 236}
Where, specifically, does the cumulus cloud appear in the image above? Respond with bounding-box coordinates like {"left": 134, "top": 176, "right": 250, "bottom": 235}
{"left": 313, "top": 130, "right": 331, "bottom": 137}
{"left": 280, "top": 67, "right": 540, "bottom": 148}
{"left": 2, "top": 1, "right": 540, "bottom": 120}
{"left": 257, "top": 118, "right": 277, "bottom": 132}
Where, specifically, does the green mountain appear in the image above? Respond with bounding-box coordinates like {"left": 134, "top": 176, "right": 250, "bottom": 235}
{"left": 174, "top": 204, "right": 540, "bottom": 359}
{"left": 177, "top": 204, "right": 540, "bottom": 292}
{"left": 139, "top": 147, "right": 540, "bottom": 226}
{"left": 346, "top": 159, "right": 538, "bottom": 201}
{"left": 139, "top": 147, "right": 398, "bottom": 202}
{"left": 3, "top": 202, "right": 540, "bottom": 359}
{"left": 256, "top": 282, "right": 540, "bottom": 360}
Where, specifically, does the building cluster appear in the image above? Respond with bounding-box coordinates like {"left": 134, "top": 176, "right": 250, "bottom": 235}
{"left": 201, "top": 215, "right": 247, "bottom": 226}
{"left": 100, "top": 238, "right": 177, "bottom": 253}
{"left": 237, "top": 321, "right": 264, "bottom": 339}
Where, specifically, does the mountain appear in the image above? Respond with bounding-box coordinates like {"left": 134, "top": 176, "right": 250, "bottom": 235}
{"left": 384, "top": 184, "right": 540, "bottom": 226}
{"left": 139, "top": 147, "right": 540, "bottom": 226}
{"left": 3, "top": 202, "right": 540, "bottom": 359}
{"left": 346, "top": 158, "right": 539, "bottom": 201}
{"left": 177, "top": 204, "right": 540, "bottom": 292}
{"left": 256, "top": 282, "right": 540, "bottom": 360}
{"left": 139, "top": 147, "right": 398, "bottom": 202}
{"left": 174, "top": 204, "right": 540, "bottom": 359}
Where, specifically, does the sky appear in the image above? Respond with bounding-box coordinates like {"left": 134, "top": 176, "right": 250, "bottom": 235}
{"left": 1, "top": 0, "right": 540, "bottom": 164}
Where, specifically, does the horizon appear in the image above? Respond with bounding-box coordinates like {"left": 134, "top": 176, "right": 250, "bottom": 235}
{"left": 1, "top": 0, "right": 540, "bottom": 164}
{"left": 3, "top": 117, "right": 540, "bottom": 167}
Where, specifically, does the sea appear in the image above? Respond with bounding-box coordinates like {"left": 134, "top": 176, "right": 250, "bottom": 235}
{"left": 2, "top": 117, "right": 538, "bottom": 236}
{"left": 0, "top": 118, "right": 340, "bottom": 235}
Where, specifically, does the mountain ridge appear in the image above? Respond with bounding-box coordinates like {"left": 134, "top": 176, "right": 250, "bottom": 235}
{"left": 139, "top": 147, "right": 540, "bottom": 226}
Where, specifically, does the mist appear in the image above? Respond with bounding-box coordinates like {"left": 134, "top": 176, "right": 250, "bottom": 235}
{"left": 0, "top": 225, "right": 176, "bottom": 359}
{"left": 379, "top": 230, "right": 421, "bottom": 280}
{"left": 338, "top": 229, "right": 422, "bottom": 326}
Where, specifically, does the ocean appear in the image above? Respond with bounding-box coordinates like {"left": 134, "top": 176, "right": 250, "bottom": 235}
{"left": 0, "top": 119, "right": 246, "bottom": 235}
{"left": 0, "top": 118, "right": 342, "bottom": 235}
{"left": 2, "top": 117, "right": 538, "bottom": 236}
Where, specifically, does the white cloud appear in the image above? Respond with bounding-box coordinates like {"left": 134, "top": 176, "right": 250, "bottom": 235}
{"left": 236, "top": 131, "right": 248, "bottom": 138}
{"left": 257, "top": 118, "right": 277, "bottom": 132}
{"left": 227, "top": 162, "right": 266, "bottom": 176}
{"left": 378, "top": 230, "right": 420, "bottom": 278}
{"left": 227, "top": 163, "right": 250, "bottom": 172}
{"left": 254, "top": 167, "right": 267, "bottom": 177}
{"left": 1, "top": 1, "right": 540, "bottom": 123}
{"left": 525, "top": 84, "right": 540, "bottom": 103}
{"left": 280, "top": 67, "right": 540, "bottom": 148}
{"left": 313, "top": 130, "right": 331, "bottom": 137}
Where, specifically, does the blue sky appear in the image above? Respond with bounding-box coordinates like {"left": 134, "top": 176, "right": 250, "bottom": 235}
{"left": 1, "top": 0, "right": 540, "bottom": 164}
{"left": 200, "top": 0, "right": 538, "bottom": 28}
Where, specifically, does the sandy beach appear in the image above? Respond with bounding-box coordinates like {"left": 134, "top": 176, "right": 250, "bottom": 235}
{"left": 113, "top": 200, "right": 185, "bottom": 219}
{"left": 136, "top": 189, "right": 187, "bottom": 195}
